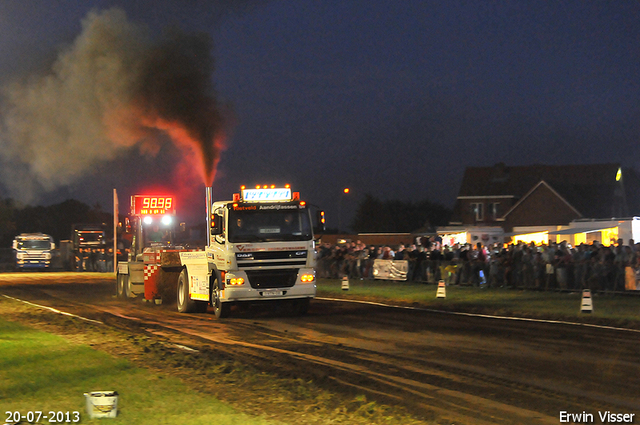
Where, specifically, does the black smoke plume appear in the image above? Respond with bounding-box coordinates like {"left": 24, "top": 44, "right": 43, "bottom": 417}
{"left": 0, "top": 7, "right": 230, "bottom": 201}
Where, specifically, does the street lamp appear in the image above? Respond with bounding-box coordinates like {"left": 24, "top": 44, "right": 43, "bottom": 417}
{"left": 338, "top": 188, "right": 350, "bottom": 234}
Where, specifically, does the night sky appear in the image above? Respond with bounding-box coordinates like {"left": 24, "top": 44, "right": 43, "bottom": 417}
{"left": 1, "top": 1, "right": 639, "bottom": 228}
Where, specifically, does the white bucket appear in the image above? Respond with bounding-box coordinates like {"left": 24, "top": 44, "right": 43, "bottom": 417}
{"left": 84, "top": 391, "right": 118, "bottom": 419}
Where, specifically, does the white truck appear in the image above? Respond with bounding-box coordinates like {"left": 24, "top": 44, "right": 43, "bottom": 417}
{"left": 177, "top": 185, "right": 317, "bottom": 317}
{"left": 12, "top": 233, "right": 55, "bottom": 270}
{"left": 116, "top": 186, "right": 317, "bottom": 318}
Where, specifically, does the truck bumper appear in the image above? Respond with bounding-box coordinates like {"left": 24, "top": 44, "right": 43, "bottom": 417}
{"left": 221, "top": 267, "right": 317, "bottom": 302}
{"left": 221, "top": 283, "right": 316, "bottom": 302}
{"left": 16, "top": 262, "right": 50, "bottom": 269}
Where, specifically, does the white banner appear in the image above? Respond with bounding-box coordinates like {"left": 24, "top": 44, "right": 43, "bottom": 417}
{"left": 373, "top": 259, "right": 408, "bottom": 281}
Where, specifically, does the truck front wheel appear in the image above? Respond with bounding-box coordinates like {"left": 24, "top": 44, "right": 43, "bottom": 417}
{"left": 177, "top": 269, "right": 196, "bottom": 313}
{"left": 177, "top": 269, "right": 207, "bottom": 313}
{"left": 116, "top": 273, "right": 125, "bottom": 298}
{"left": 212, "top": 275, "right": 231, "bottom": 319}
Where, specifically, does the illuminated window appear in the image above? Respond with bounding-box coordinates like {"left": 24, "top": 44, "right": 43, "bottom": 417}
{"left": 490, "top": 202, "right": 500, "bottom": 220}
{"left": 471, "top": 203, "right": 484, "bottom": 221}
{"left": 600, "top": 228, "right": 619, "bottom": 246}
{"left": 514, "top": 232, "right": 548, "bottom": 245}
{"left": 574, "top": 233, "right": 586, "bottom": 246}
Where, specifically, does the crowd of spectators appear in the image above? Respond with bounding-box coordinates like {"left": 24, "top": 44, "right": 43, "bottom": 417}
{"left": 316, "top": 237, "right": 640, "bottom": 292}
{"left": 75, "top": 248, "right": 114, "bottom": 272}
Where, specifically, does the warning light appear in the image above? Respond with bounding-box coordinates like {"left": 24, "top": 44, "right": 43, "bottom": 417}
{"left": 316, "top": 210, "right": 326, "bottom": 232}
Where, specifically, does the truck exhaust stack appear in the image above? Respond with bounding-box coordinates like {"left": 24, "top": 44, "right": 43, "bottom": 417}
{"left": 205, "top": 186, "right": 213, "bottom": 245}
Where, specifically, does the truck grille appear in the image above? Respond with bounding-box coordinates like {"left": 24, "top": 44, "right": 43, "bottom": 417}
{"left": 245, "top": 269, "right": 298, "bottom": 289}
{"left": 236, "top": 250, "right": 307, "bottom": 269}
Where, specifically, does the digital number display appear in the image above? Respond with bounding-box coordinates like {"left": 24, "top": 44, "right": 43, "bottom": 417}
{"left": 132, "top": 195, "right": 175, "bottom": 216}
{"left": 242, "top": 188, "right": 292, "bottom": 202}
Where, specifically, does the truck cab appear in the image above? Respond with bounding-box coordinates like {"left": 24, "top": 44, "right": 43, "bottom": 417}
{"left": 12, "top": 233, "right": 55, "bottom": 270}
{"left": 178, "top": 185, "right": 317, "bottom": 317}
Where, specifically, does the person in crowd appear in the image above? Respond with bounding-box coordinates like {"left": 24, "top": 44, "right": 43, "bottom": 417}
{"left": 395, "top": 244, "right": 405, "bottom": 261}
{"left": 406, "top": 244, "right": 417, "bottom": 281}
{"left": 380, "top": 246, "right": 394, "bottom": 260}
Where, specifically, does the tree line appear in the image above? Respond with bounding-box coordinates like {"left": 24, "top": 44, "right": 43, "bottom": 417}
{"left": 0, "top": 198, "right": 112, "bottom": 247}
{"left": 349, "top": 193, "right": 451, "bottom": 233}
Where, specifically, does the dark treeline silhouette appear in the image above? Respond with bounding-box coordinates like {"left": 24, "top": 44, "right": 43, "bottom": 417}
{"left": 0, "top": 198, "right": 112, "bottom": 247}
{"left": 350, "top": 193, "right": 452, "bottom": 233}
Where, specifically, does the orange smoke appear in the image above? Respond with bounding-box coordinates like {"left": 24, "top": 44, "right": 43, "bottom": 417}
{"left": 142, "top": 115, "right": 226, "bottom": 187}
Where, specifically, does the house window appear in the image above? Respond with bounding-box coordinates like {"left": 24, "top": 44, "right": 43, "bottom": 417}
{"left": 490, "top": 202, "right": 500, "bottom": 220}
{"left": 471, "top": 203, "right": 484, "bottom": 221}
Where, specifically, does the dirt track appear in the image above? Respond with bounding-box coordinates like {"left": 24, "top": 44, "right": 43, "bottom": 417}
{"left": 1, "top": 273, "right": 639, "bottom": 425}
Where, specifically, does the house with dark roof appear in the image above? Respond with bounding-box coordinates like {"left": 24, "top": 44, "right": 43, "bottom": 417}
{"left": 450, "top": 163, "right": 627, "bottom": 233}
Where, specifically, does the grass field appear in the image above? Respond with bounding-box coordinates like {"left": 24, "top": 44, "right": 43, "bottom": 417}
{"left": 0, "top": 318, "right": 279, "bottom": 425}
{"left": 316, "top": 278, "right": 640, "bottom": 328}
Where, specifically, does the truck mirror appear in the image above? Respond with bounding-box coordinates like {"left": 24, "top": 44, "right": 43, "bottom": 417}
{"left": 210, "top": 214, "right": 223, "bottom": 235}
{"left": 50, "top": 242, "right": 56, "bottom": 250}
{"left": 12, "top": 240, "right": 17, "bottom": 250}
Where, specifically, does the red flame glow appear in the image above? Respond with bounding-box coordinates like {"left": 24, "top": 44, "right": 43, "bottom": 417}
{"left": 135, "top": 112, "right": 227, "bottom": 187}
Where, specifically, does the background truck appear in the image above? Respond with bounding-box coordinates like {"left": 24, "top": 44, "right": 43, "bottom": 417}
{"left": 115, "top": 186, "right": 317, "bottom": 318}
{"left": 12, "top": 233, "right": 55, "bottom": 270}
{"left": 64, "top": 224, "right": 107, "bottom": 271}
{"left": 72, "top": 224, "right": 106, "bottom": 251}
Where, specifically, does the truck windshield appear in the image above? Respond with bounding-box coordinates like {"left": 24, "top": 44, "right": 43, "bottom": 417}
{"left": 16, "top": 240, "right": 51, "bottom": 250}
{"left": 228, "top": 205, "right": 312, "bottom": 243}
{"left": 78, "top": 231, "right": 103, "bottom": 242}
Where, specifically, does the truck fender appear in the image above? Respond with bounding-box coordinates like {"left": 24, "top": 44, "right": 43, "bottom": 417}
{"left": 179, "top": 251, "right": 209, "bottom": 278}
{"left": 117, "top": 262, "right": 129, "bottom": 275}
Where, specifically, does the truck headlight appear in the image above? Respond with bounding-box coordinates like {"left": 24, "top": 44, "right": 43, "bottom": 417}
{"left": 44, "top": 252, "right": 51, "bottom": 260}
{"left": 300, "top": 273, "right": 315, "bottom": 283}
{"left": 16, "top": 252, "right": 25, "bottom": 260}
{"left": 226, "top": 277, "right": 245, "bottom": 286}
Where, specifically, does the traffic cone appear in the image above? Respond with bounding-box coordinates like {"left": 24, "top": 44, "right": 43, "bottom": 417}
{"left": 436, "top": 280, "right": 446, "bottom": 298}
{"left": 341, "top": 276, "right": 349, "bottom": 291}
{"left": 580, "top": 289, "right": 593, "bottom": 313}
